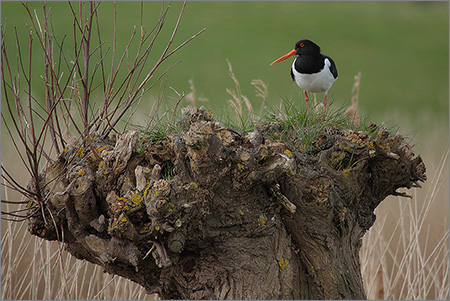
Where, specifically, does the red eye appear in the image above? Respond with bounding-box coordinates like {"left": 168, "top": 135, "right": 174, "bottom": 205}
{"left": 300, "top": 43, "right": 304, "bottom": 47}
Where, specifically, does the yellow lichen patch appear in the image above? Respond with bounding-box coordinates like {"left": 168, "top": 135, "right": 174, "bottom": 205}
{"left": 120, "top": 216, "right": 127, "bottom": 222}
{"left": 239, "top": 209, "right": 244, "bottom": 216}
{"left": 342, "top": 208, "right": 348, "bottom": 214}
{"left": 284, "top": 149, "right": 293, "bottom": 157}
{"left": 278, "top": 257, "right": 289, "bottom": 268}
{"left": 144, "top": 182, "right": 151, "bottom": 196}
{"left": 132, "top": 193, "right": 142, "bottom": 206}
{"left": 27, "top": 199, "right": 37, "bottom": 208}
{"left": 342, "top": 168, "right": 351, "bottom": 178}
{"left": 190, "top": 160, "right": 196, "bottom": 168}
{"left": 96, "top": 145, "right": 106, "bottom": 152}
{"left": 124, "top": 178, "right": 130, "bottom": 183}
{"left": 77, "top": 169, "right": 85, "bottom": 176}
{"left": 124, "top": 205, "right": 130, "bottom": 211}
{"left": 76, "top": 147, "right": 85, "bottom": 157}
{"left": 155, "top": 225, "right": 160, "bottom": 231}
{"left": 166, "top": 202, "right": 175, "bottom": 212}
{"left": 258, "top": 215, "right": 267, "bottom": 227}
{"left": 190, "top": 182, "right": 198, "bottom": 190}
{"left": 237, "top": 163, "right": 244, "bottom": 170}
{"left": 118, "top": 197, "right": 128, "bottom": 203}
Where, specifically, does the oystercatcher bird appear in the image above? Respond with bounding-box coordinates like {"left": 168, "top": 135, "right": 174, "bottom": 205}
{"left": 270, "top": 39, "right": 338, "bottom": 108}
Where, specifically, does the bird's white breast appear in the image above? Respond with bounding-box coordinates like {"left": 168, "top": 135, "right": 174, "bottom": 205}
{"left": 291, "top": 58, "right": 337, "bottom": 93}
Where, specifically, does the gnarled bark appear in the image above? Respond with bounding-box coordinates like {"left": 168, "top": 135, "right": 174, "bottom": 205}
{"left": 27, "top": 106, "right": 426, "bottom": 299}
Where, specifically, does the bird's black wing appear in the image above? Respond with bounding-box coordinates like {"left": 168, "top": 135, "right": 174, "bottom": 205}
{"left": 290, "top": 67, "right": 295, "bottom": 82}
{"left": 324, "top": 55, "right": 338, "bottom": 79}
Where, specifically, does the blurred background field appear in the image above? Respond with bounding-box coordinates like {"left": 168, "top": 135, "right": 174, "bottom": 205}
{"left": 2, "top": 1, "right": 448, "bottom": 135}
{"left": 1, "top": 1, "right": 448, "bottom": 300}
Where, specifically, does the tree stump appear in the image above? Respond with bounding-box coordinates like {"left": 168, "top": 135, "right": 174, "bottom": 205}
{"left": 27, "top": 106, "right": 426, "bottom": 299}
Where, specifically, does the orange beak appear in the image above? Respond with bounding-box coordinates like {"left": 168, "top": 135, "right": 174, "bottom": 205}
{"left": 270, "top": 49, "right": 297, "bottom": 66}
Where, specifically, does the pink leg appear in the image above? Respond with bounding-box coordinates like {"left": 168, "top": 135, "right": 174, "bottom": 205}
{"left": 304, "top": 91, "right": 309, "bottom": 106}
{"left": 304, "top": 91, "right": 311, "bottom": 117}
{"left": 323, "top": 93, "right": 328, "bottom": 110}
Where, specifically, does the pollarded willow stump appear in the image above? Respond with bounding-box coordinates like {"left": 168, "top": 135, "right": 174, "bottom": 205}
{"left": 27, "top": 106, "right": 426, "bottom": 299}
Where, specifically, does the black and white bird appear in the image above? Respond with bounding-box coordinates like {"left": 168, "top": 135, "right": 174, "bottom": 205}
{"left": 270, "top": 39, "right": 338, "bottom": 108}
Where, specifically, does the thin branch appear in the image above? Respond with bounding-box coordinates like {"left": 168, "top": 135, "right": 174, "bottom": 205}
{"left": 129, "top": 4, "right": 171, "bottom": 95}
{"left": 22, "top": 2, "right": 73, "bottom": 144}
{"left": 1, "top": 114, "right": 33, "bottom": 176}
{"left": 94, "top": 6, "right": 106, "bottom": 95}
{"left": 162, "top": 28, "right": 206, "bottom": 61}
{"left": 1, "top": 199, "right": 33, "bottom": 205}
{"left": 1, "top": 165, "right": 35, "bottom": 197}
{"left": 42, "top": 2, "right": 60, "bottom": 154}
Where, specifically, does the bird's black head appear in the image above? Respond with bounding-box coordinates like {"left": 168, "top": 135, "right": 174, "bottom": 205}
{"left": 270, "top": 39, "right": 322, "bottom": 66}
{"left": 294, "top": 39, "right": 321, "bottom": 56}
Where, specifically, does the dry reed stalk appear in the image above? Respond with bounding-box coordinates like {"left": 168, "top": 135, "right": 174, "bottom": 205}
{"left": 185, "top": 79, "right": 209, "bottom": 108}
{"left": 346, "top": 72, "right": 361, "bottom": 125}
{"left": 251, "top": 79, "right": 269, "bottom": 114}
{"left": 226, "top": 59, "right": 253, "bottom": 119}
